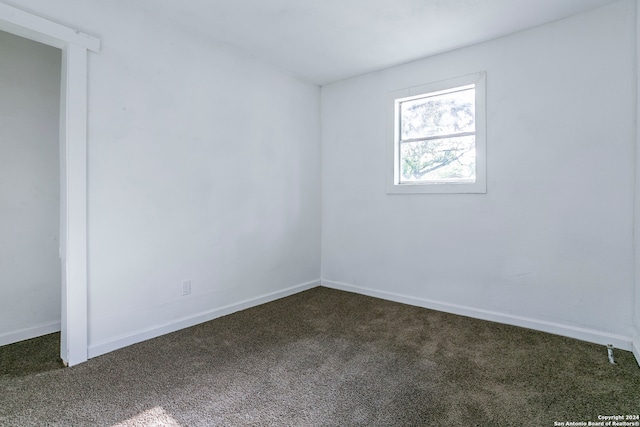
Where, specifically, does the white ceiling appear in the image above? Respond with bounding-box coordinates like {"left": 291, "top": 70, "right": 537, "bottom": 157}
{"left": 131, "top": 0, "right": 621, "bottom": 85}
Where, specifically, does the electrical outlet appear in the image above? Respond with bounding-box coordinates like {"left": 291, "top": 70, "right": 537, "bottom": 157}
{"left": 182, "top": 280, "right": 191, "bottom": 296}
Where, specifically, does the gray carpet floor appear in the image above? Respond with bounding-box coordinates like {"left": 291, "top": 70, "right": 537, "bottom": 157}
{"left": 1, "top": 287, "right": 639, "bottom": 426}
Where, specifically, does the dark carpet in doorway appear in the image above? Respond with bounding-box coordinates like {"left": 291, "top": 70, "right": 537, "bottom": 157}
{"left": 0, "top": 332, "right": 63, "bottom": 378}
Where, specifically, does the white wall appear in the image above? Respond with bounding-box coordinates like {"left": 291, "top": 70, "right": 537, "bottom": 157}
{"left": 322, "top": 0, "right": 637, "bottom": 345}
{"left": 3, "top": 0, "right": 321, "bottom": 355}
{"left": 0, "top": 30, "right": 61, "bottom": 345}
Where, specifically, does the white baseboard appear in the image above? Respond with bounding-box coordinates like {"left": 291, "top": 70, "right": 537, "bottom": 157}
{"left": 0, "top": 321, "right": 61, "bottom": 347}
{"left": 88, "top": 280, "right": 320, "bottom": 359}
{"left": 321, "top": 280, "right": 635, "bottom": 352}
{"left": 84, "top": 278, "right": 640, "bottom": 368}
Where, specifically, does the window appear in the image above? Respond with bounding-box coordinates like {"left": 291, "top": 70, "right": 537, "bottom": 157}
{"left": 387, "top": 72, "right": 486, "bottom": 194}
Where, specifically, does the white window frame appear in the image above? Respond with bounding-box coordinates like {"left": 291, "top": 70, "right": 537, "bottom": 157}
{"left": 387, "top": 72, "right": 486, "bottom": 194}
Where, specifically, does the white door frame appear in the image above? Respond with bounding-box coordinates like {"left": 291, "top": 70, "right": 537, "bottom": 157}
{"left": 0, "top": 3, "right": 100, "bottom": 366}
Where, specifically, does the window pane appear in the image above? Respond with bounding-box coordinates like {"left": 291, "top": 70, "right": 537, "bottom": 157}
{"left": 400, "top": 88, "right": 475, "bottom": 140}
{"left": 400, "top": 135, "right": 475, "bottom": 182}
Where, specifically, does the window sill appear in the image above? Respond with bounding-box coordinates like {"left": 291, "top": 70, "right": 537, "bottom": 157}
{"left": 387, "top": 181, "right": 486, "bottom": 194}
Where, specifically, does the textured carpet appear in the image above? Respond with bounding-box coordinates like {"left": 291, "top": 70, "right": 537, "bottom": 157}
{"left": 1, "top": 287, "right": 638, "bottom": 426}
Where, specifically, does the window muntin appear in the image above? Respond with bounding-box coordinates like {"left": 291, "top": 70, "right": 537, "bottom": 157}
{"left": 388, "top": 72, "right": 486, "bottom": 194}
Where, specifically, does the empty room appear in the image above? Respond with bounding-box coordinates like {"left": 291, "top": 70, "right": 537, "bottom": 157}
{"left": 1, "top": 0, "right": 639, "bottom": 425}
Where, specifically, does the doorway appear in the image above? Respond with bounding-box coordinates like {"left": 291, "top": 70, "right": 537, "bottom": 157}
{"left": 0, "top": 3, "right": 99, "bottom": 366}
{"left": 0, "top": 30, "right": 62, "bottom": 348}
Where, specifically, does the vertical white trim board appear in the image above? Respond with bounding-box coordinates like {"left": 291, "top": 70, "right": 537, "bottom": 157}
{"left": 0, "top": 2, "right": 100, "bottom": 366}
{"left": 0, "top": 321, "right": 61, "bottom": 347}
{"left": 321, "top": 279, "right": 635, "bottom": 354}
{"left": 59, "top": 42, "right": 89, "bottom": 366}
{"left": 88, "top": 280, "right": 321, "bottom": 359}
